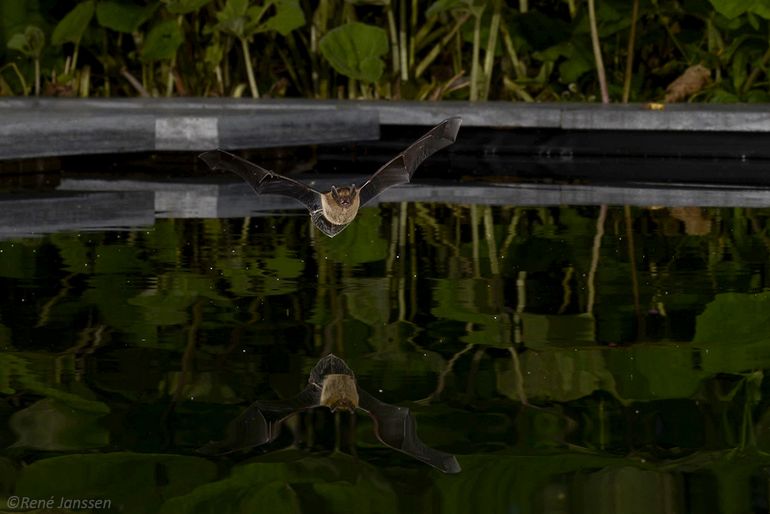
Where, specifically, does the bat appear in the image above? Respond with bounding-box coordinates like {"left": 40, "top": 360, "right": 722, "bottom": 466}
{"left": 198, "top": 354, "right": 461, "bottom": 474}
{"left": 198, "top": 117, "right": 462, "bottom": 237}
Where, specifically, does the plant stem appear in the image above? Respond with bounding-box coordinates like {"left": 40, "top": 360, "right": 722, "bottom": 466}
{"left": 587, "top": 205, "right": 607, "bottom": 314}
{"left": 386, "top": 5, "right": 400, "bottom": 78}
{"left": 34, "top": 58, "right": 40, "bottom": 96}
{"left": 166, "top": 62, "right": 175, "bottom": 97}
{"left": 470, "top": 12, "right": 482, "bottom": 101}
{"left": 1, "top": 63, "right": 29, "bottom": 95}
{"left": 120, "top": 66, "right": 149, "bottom": 97}
{"left": 520, "top": 0, "right": 528, "bottom": 13}
{"left": 415, "top": 14, "right": 468, "bottom": 79}
{"left": 503, "top": 76, "right": 534, "bottom": 101}
{"left": 348, "top": 77, "right": 356, "bottom": 99}
{"left": 240, "top": 37, "right": 259, "bottom": 98}
{"left": 743, "top": 46, "right": 770, "bottom": 94}
{"left": 399, "top": 0, "right": 408, "bottom": 81}
{"left": 587, "top": 0, "right": 609, "bottom": 103}
{"left": 71, "top": 41, "right": 80, "bottom": 73}
{"left": 409, "top": 0, "right": 418, "bottom": 69}
{"left": 622, "top": 0, "right": 640, "bottom": 103}
{"left": 500, "top": 23, "right": 525, "bottom": 79}
{"left": 413, "top": 16, "right": 438, "bottom": 52}
{"left": 453, "top": 26, "right": 462, "bottom": 75}
{"left": 79, "top": 65, "right": 90, "bottom": 97}
{"left": 481, "top": 0, "right": 502, "bottom": 100}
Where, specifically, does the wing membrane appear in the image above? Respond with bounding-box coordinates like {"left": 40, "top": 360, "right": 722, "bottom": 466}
{"left": 357, "top": 387, "right": 461, "bottom": 474}
{"left": 199, "top": 150, "right": 322, "bottom": 213}
{"left": 358, "top": 117, "right": 462, "bottom": 206}
{"left": 197, "top": 385, "right": 321, "bottom": 455}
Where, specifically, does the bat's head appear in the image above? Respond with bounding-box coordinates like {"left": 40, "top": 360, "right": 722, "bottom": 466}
{"left": 330, "top": 185, "right": 357, "bottom": 208}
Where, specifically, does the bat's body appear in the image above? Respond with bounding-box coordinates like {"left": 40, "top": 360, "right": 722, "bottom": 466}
{"left": 199, "top": 117, "right": 462, "bottom": 237}
{"left": 198, "top": 354, "right": 461, "bottom": 474}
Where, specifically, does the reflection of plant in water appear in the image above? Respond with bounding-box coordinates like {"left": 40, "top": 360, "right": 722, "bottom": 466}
{"left": 4, "top": 205, "right": 770, "bottom": 510}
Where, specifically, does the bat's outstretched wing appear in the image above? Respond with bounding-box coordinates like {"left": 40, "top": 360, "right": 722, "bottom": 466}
{"left": 199, "top": 150, "right": 323, "bottom": 214}
{"left": 197, "top": 385, "right": 320, "bottom": 455}
{"left": 356, "top": 387, "right": 461, "bottom": 474}
{"left": 357, "top": 117, "right": 462, "bottom": 207}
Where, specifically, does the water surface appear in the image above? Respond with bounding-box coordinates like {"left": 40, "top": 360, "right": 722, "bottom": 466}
{"left": 2, "top": 188, "right": 770, "bottom": 513}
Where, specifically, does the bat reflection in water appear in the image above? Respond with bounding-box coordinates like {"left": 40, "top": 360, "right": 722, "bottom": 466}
{"left": 198, "top": 117, "right": 462, "bottom": 237}
{"left": 198, "top": 354, "right": 461, "bottom": 474}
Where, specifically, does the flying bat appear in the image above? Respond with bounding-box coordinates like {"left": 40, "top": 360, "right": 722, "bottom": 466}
{"left": 198, "top": 117, "right": 462, "bottom": 237}
{"left": 198, "top": 354, "right": 461, "bottom": 474}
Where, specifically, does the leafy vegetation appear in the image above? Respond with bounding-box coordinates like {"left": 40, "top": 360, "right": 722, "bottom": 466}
{"left": 1, "top": 0, "right": 769, "bottom": 101}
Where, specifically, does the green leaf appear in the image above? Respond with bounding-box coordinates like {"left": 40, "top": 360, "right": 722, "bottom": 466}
{"left": 497, "top": 348, "right": 618, "bottom": 402}
{"left": 141, "top": 19, "right": 184, "bottom": 61}
{"left": 426, "top": 0, "right": 463, "bottom": 17}
{"left": 162, "top": 0, "right": 213, "bottom": 14}
{"left": 731, "top": 46, "right": 749, "bottom": 92}
{"left": 607, "top": 345, "right": 706, "bottom": 400}
{"left": 16, "top": 453, "right": 217, "bottom": 514}
{"left": 319, "top": 22, "right": 389, "bottom": 83}
{"left": 215, "top": 0, "right": 249, "bottom": 39}
{"left": 9, "top": 398, "right": 108, "bottom": 451}
{"left": 255, "top": 0, "right": 305, "bottom": 36}
{"left": 159, "top": 451, "right": 396, "bottom": 514}
{"left": 534, "top": 40, "right": 594, "bottom": 83}
{"left": 708, "top": 0, "right": 748, "bottom": 18}
{"left": 426, "top": 0, "right": 484, "bottom": 18}
{"left": 693, "top": 292, "right": 770, "bottom": 346}
{"left": 51, "top": 0, "right": 95, "bottom": 45}
{"left": 6, "top": 25, "right": 45, "bottom": 58}
{"left": 518, "top": 312, "right": 596, "bottom": 348}
{"left": 96, "top": 1, "right": 156, "bottom": 33}
{"left": 693, "top": 292, "right": 770, "bottom": 373}
{"left": 346, "top": 0, "right": 390, "bottom": 4}
{"left": 709, "top": 0, "right": 770, "bottom": 19}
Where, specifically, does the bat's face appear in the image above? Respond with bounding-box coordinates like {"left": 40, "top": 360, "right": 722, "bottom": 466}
{"left": 319, "top": 374, "right": 359, "bottom": 412}
{"left": 330, "top": 185, "right": 357, "bottom": 208}
{"left": 321, "top": 186, "right": 362, "bottom": 227}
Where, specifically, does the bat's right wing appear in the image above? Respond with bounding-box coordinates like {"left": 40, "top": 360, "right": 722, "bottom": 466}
{"left": 357, "top": 117, "right": 462, "bottom": 207}
{"left": 356, "top": 387, "right": 461, "bottom": 474}
{"left": 197, "top": 384, "right": 320, "bottom": 455}
{"left": 199, "top": 150, "right": 323, "bottom": 215}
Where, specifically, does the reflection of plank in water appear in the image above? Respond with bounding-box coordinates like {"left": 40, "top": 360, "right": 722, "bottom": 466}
{"left": 0, "top": 191, "right": 154, "bottom": 239}
{"left": 59, "top": 177, "right": 770, "bottom": 219}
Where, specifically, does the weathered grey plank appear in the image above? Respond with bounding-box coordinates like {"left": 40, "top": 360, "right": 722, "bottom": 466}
{"left": 0, "top": 101, "right": 380, "bottom": 160}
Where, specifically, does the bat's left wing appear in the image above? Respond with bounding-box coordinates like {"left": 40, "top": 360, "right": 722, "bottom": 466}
{"left": 356, "top": 387, "right": 461, "bottom": 474}
{"left": 357, "top": 117, "right": 462, "bottom": 207}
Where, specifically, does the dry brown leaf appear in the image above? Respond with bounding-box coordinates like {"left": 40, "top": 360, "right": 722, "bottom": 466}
{"left": 664, "top": 64, "right": 710, "bottom": 103}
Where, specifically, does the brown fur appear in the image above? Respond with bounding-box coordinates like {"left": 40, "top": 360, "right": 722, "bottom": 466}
{"left": 320, "top": 187, "right": 361, "bottom": 226}
{"left": 320, "top": 374, "right": 359, "bottom": 412}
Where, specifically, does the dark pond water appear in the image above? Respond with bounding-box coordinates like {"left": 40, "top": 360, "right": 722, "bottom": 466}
{"left": 2, "top": 172, "right": 770, "bottom": 512}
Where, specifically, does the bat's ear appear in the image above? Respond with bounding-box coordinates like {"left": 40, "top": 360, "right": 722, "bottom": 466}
{"left": 350, "top": 184, "right": 357, "bottom": 197}
{"left": 331, "top": 185, "right": 338, "bottom": 199}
